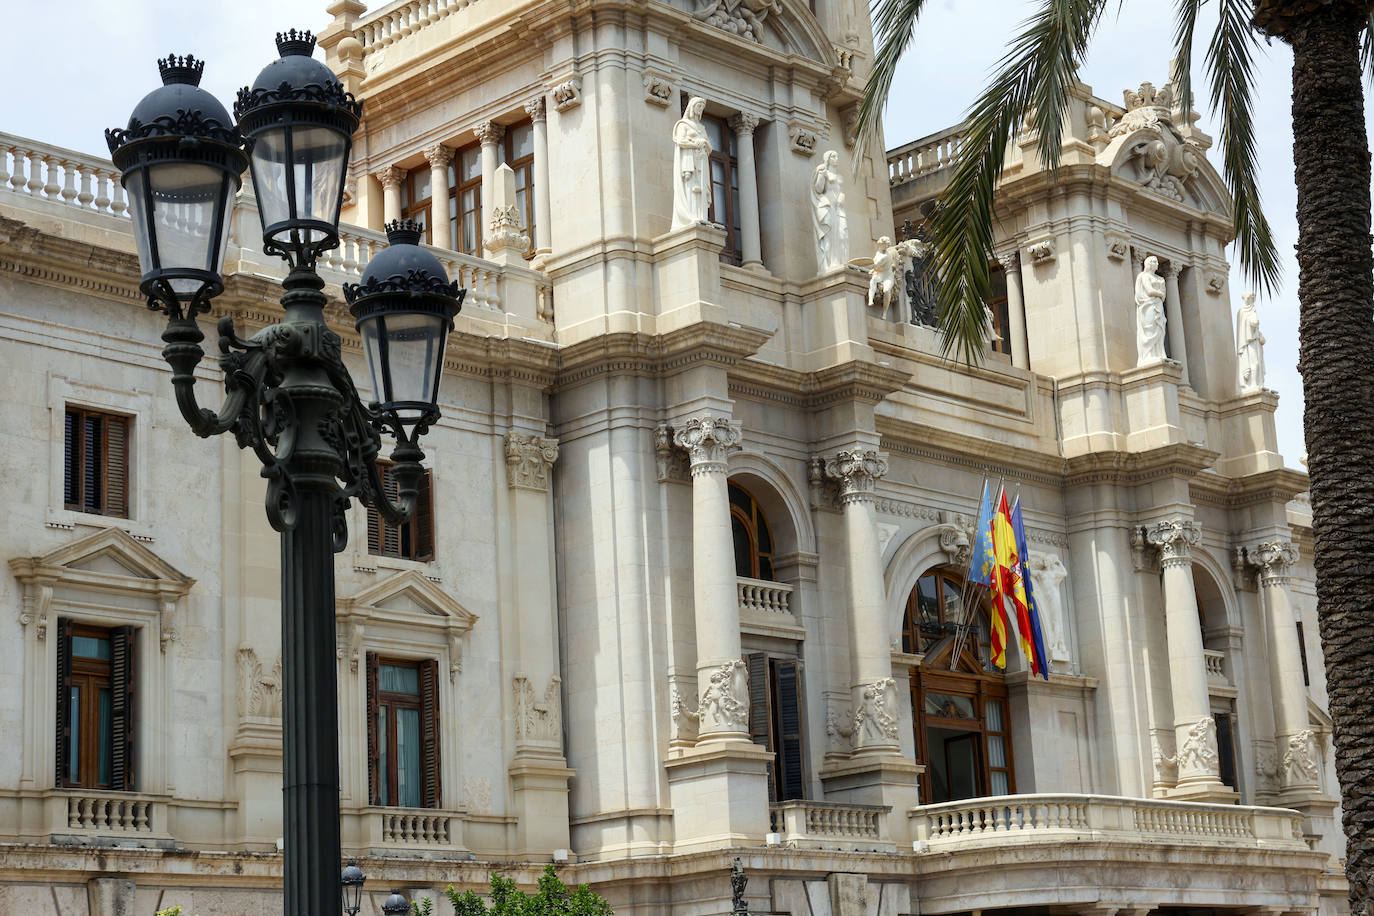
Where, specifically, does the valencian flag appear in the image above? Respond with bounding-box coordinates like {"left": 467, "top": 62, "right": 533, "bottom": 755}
{"left": 989, "top": 486, "right": 1031, "bottom": 672}
{"left": 1011, "top": 497, "right": 1050, "bottom": 680}
{"left": 968, "top": 481, "right": 998, "bottom": 588}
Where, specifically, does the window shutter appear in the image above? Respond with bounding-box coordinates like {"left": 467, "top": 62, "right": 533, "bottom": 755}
{"left": 105, "top": 415, "right": 129, "bottom": 518}
{"left": 745, "top": 652, "right": 774, "bottom": 800}
{"left": 110, "top": 626, "right": 136, "bottom": 791}
{"left": 82, "top": 414, "right": 102, "bottom": 514}
{"left": 415, "top": 470, "right": 434, "bottom": 561}
{"left": 366, "top": 652, "right": 380, "bottom": 805}
{"left": 382, "top": 467, "right": 400, "bottom": 557}
{"left": 366, "top": 504, "right": 381, "bottom": 555}
{"left": 63, "top": 411, "right": 78, "bottom": 509}
{"left": 419, "top": 658, "right": 441, "bottom": 809}
{"left": 773, "top": 659, "right": 805, "bottom": 801}
{"left": 55, "top": 618, "right": 74, "bottom": 787}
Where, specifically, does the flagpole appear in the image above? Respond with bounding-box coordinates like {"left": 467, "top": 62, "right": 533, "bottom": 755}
{"left": 951, "top": 473, "right": 1000, "bottom": 670}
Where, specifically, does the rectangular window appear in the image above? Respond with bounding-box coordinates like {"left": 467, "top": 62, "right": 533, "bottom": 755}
{"left": 366, "top": 653, "right": 441, "bottom": 808}
{"left": 404, "top": 170, "right": 434, "bottom": 243}
{"left": 455, "top": 145, "right": 482, "bottom": 256}
{"left": 746, "top": 653, "right": 805, "bottom": 801}
{"left": 1215, "top": 712, "right": 1238, "bottom": 790}
{"left": 57, "top": 619, "right": 135, "bottom": 790}
{"left": 366, "top": 463, "right": 434, "bottom": 562}
{"left": 986, "top": 264, "right": 1011, "bottom": 355}
{"left": 703, "top": 115, "right": 742, "bottom": 266}
{"left": 64, "top": 407, "right": 129, "bottom": 518}
{"left": 504, "top": 122, "right": 536, "bottom": 252}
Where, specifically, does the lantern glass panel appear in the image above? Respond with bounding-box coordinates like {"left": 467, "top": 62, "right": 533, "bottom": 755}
{"left": 360, "top": 313, "right": 446, "bottom": 410}
{"left": 250, "top": 124, "right": 348, "bottom": 243}
{"left": 125, "top": 163, "right": 231, "bottom": 296}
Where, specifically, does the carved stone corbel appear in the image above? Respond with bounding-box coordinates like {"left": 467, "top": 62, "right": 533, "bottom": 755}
{"left": 514, "top": 674, "right": 563, "bottom": 748}
{"left": 551, "top": 76, "right": 582, "bottom": 113}
{"left": 504, "top": 432, "right": 559, "bottom": 491}
{"left": 654, "top": 423, "right": 691, "bottom": 484}
{"left": 642, "top": 72, "right": 673, "bottom": 107}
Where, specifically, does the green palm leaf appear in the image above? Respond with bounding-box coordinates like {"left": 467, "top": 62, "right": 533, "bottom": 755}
{"left": 856, "top": 0, "right": 934, "bottom": 152}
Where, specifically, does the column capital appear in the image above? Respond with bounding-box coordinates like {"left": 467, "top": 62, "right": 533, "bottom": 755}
{"left": 672, "top": 414, "right": 742, "bottom": 474}
{"left": 524, "top": 96, "right": 547, "bottom": 123}
{"left": 1160, "top": 259, "right": 1181, "bottom": 280}
{"left": 423, "top": 143, "right": 454, "bottom": 168}
{"left": 1252, "top": 539, "right": 1299, "bottom": 585}
{"left": 474, "top": 120, "right": 506, "bottom": 147}
{"left": 1145, "top": 518, "right": 1199, "bottom": 566}
{"left": 376, "top": 165, "right": 406, "bottom": 191}
{"left": 994, "top": 248, "right": 1020, "bottom": 272}
{"left": 504, "top": 432, "right": 559, "bottom": 491}
{"left": 728, "top": 111, "right": 761, "bottom": 135}
{"left": 823, "top": 449, "right": 888, "bottom": 503}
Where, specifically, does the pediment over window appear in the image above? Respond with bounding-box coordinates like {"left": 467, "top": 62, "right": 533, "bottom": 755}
{"left": 340, "top": 569, "right": 477, "bottom": 630}
{"left": 671, "top": 0, "right": 837, "bottom": 65}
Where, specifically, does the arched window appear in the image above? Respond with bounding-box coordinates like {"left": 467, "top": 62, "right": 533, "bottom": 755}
{"left": 730, "top": 482, "right": 775, "bottom": 581}
{"left": 904, "top": 568, "right": 1015, "bottom": 804}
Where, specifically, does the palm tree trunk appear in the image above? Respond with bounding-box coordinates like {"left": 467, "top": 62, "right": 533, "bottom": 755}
{"left": 1279, "top": 4, "right": 1374, "bottom": 911}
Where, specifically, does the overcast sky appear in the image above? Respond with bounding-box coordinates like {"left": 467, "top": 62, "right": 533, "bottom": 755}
{"left": 8, "top": 0, "right": 1352, "bottom": 469}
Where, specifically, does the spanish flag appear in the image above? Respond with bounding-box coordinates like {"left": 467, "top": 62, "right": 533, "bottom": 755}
{"left": 989, "top": 487, "right": 1027, "bottom": 672}
{"left": 1011, "top": 497, "right": 1050, "bottom": 679}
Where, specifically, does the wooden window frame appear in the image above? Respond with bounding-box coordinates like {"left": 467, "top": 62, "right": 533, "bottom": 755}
{"left": 504, "top": 123, "right": 537, "bottom": 255}
{"left": 366, "top": 653, "right": 441, "bottom": 808}
{"left": 453, "top": 143, "right": 482, "bottom": 256}
{"left": 57, "top": 619, "right": 136, "bottom": 791}
{"left": 729, "top": 482, "right": 775, "bottom": 581}
{"left": 64, "top": 406, "right": 130, "bottom": 518}
{"left": 704, "top": 114, "right": 742, "bottom": 266}
{"left": 403, "top": 170, "right": 435, "bottom": 243}
{"left": 366, "top": 463, "right": 435, "bottom": 562}
{"left": 746, "top": 651, "right": 805, "bottom": 802}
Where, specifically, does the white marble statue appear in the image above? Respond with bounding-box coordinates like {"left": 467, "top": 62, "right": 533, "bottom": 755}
{"left": 811, "top": 150, "right": 848, "bottom": 273}
{"left": 868, "top": 236, "right": 899, "bottom": 319}
{"left": 671, "top": 97, "right": 712, "bottom": 230}
{"left": 981, "top": 303, "right": 1003, "bottom": 350}
{"left": 1235, "top": 291, "right": 1266, "bottom": 393}
{"left": 1027, "top": 552, "right": 1070, "bottom": 662}
{"left": 1135, "top": 255, "right": 1168, "bottom": 365}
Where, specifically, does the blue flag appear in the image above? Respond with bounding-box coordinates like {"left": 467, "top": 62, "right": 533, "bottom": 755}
{"left": 968, "top": 482, "right": 998, "bottom": 587}
{"left": 1011, "top": 497, "right": 1050, "bottom": 680}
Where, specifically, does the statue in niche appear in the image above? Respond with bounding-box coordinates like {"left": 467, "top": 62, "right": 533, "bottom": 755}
{"left": 810, "top": 150, "right": 849, "bottom": 273}
{"left": 1135, "top": 255, "right": 1168, "bottom": 365}
{"left": 1235, "top": 291, "right": 1267, "bottom": 393}
{"left": 867, "top": 236, "right": 900, "bottom": 320}
{"left": 1027, "top": 552, "right": 1070, "bottom": 662}
{"left": 671, "top": 97, "right": 712, "bottom": 230}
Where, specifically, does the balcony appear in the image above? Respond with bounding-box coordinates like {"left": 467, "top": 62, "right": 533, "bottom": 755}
{"left": 769, "top": 800, "right": 894, "bottom": 853}
{"left": 346, "top": 806, "right": 468, "bottom": 856}
{"left": 1204, "top": 648, "right": 1228, "bottom": 683}
{"left": 737, "top": 577, "right": 793, "bottom": 616}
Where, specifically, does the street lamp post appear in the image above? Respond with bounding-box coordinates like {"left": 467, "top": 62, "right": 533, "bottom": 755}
{"left": 106, "top": 33, "right": 464, "bottom": 916}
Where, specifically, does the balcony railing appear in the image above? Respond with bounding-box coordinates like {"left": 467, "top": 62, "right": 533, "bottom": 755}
{"left": 352, "top": 0, "right": 490, "bottom": 57}
{"left": 770, "top": 800, "right": 893, "bottom": 851}
{"left": 0, "top": 132, "right": 128, "bottom": 219}
{"left": 911, "top": 794, "right": 1305, "bottom": 850}
{"left": 1203, "top": 649, "right": 1227, "bottom": 683}
{"left": 353, "top": 806, "right": 466, "bottom": 852}
{"left": 66, "top": 791, "right": 157, "bottom": 834}
{"left": 888, "top": 126, "right": 966, "bottom": 186}
{"left": 737, "top": 577, "right": 793, "bottom": 616}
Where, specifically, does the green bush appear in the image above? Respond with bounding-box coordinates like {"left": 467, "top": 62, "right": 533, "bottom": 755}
{"left": 441, "top": 865, "right": 613, "bottom": 916}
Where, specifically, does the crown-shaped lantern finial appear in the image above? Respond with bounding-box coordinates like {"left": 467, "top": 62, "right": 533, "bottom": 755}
{"left": 384, "top": 219, "right": 424, "bottom": 246}
{"left": 157, "top": 53, "right": 206, "bottom": 86}
{"left": 275, "top": 29, "right": 317, "bottom": 57}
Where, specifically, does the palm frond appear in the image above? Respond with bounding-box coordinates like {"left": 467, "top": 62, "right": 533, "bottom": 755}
{"left": 1171, "top": 0, "right": 1204, "bottom": 118}
{"left": 1204, "top": 0, "right": 1282, "bottom": 293}
{"left": 930, "top": 0, "right": 1109, "bottom": 363}
{"left": 855, "top": 0, "right": 932, "bottom": 153}
{"left": 1360, "top": 11, "right": 1374, "bottom": 81}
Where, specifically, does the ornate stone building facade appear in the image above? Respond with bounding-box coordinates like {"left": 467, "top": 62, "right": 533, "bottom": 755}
{"left": 0, "top": 0, "right": 1348, "bottom": 914}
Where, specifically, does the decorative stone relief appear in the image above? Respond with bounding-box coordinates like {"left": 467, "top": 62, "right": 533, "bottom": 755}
{"left": 808, "top": 456, "right": 841, "bottom": 510}
{"left": 447, "top": 631, "right": 464, "bottom": 681}
{"left": 823, "top": 449, "right": 888, "bottom": 502}
{"left": 698, "top": 659, "right": 749, "bottom": 731}
{"left": 1177, "top": 716, "right": 1220, "bottom": 774}
{"left": 1282, "top": 728, "right": 1319, "bottom": 786}
{"left": 513, "top": 674, "right": 562, "bottom": 746}
{"left": 504, "top": 432, "right": 559, "bottom": 491}
{"left": 473, "top": 120, "right": 505, "bottom": 147}
{"left": 1252, "top": 540, "right": 1299, "bottom": 585}
{"left": 523, "top": 96, "right": 546, "bottom": 123}
{"left": 485, "top": 203, "right": 529, "bottom": 256}
{"left": 1235, "top": 292, "right": 1267, "bottom": 394}
{"left": 18, "top": 581, "right": 53, "bottom": 640}
{"left": 670, "top": 681, "right": 700, "bottom": 744}
{"left": 236, "top": 647, "right": 282, "bottom": 719}
{"left": 1145, "top": 518, "right": 1199, "bottom": 567}
{"left": 693, "top": 0, "right": 782, "bottom": 43}
{"left": 642, "top": 72, "right": 673, "bottom": 107}
{"left": 376, "top": 165, "right": 405, "bottom": 192}
{"left": 1026, "top": 552, "right": 1071, "bottom": 662}
{"left": 1106, "top": 237, "right": 1130, "bottom": 261}
{"left": 935, "top": 521, "right": 972, "bottom": 569}
{"left": 339, "top": 619, "right": 365, "bottom": 672}
{"left": 811, "top": 150, "right": 849, "bottom": 273}
{"left": 1111, "top": 80, "right": 1201, "bottom": 202}
{"left": 825, "top": 700, "right": 854, "bottom": 754}
{"left": 551, "top": 76, "right": 582, "bottom": 113}
{"left": 1254, "top": 742, "right": 1279, "bottom": 793}
{"left": 1026, "top": 238, "right": 1055, "bottom": 263}
{"left": 653, "top": 423, "right": 691, "bottom": 484}
{"left": 673, "top": 414, "right": 742, "bottom": 471}
{"left": 789, "top": 123, "right": 818, "bottom": 156}
{"left": 1151, "top": 732, "right": 1177, "bottom": 784}
{"left": 1206, "top": 272, "right": 1227, "bottom": 295}
{"left": 852, "top": 677, "right": 899, "bottom": 748}
{"left": 1130, "top": 527, "right": 1154, "bottom": 573}
{"left": 840, "top": 103, "right": 859, "bottom": 148}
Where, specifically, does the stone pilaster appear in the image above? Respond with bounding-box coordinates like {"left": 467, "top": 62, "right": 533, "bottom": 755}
{"left": 729, "top": 112, "right": 763, "bottom": 270}
{"left": 1161, "top": 261, "right": 1189, "bottom": 385}
{"left": 422, "top": 144, "right": 454, "bottom": 250}
{"left": 525, "top": 96, "right": 551, "bottom": 260}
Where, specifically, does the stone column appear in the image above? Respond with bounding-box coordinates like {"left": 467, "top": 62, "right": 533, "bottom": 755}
{"left": 1146, "top": 519, "right": 1225, "bottom": 797}
{"left": 728, "top": 113, "right": 763, "bottom": 270}
{"left": 377, "top": 166, "right": 406, "bottom": 225}
{"left": 422, "top": 144, "right": 453, "bottom": 250}
{"left": 673, "top": 414, "right": 749, "bottom": 744}
{"left": 525, "top": 96, "right": 552, "bottom": 259}
{"left": 1162, "top": 262, "right": 1190, "bottom": 385}
{"left": 475, "top": 121, "right": 506, "bottom": 245}
{"left": 825, "top": 449, "right": 899, "bottom": 755}
{"left": 1254, "top": 540, "right": 1320, "bottom": 794}
{"left": 997, "top": 250, "right": 1029, "bottom": 368}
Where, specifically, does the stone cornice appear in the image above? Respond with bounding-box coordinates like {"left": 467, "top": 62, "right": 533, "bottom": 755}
{"left": 554, "top": 323, "right": 773, "bottom": 390}
{"left": 1063, "top": 443, "right": 1219, "bottom": 488}
{"left": 875, "top": 415, "right": 1064, "bottom": 484}
{"left": 1190, "top": 467, "right": 1310, "bottom": 509}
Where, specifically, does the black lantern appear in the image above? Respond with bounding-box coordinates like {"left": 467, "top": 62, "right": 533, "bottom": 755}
{"left": 105, "top": 54, "right": 249, "bottom": 317}
{"left": 381, "top": 890, "right": 410, "bottom": 916}
{"left": 234, "top": 29, "right": 362, "bottom": 267}
{"left": 340, "top": 860, "right": 365, "bottom": 916}
{"left": 343, "top": 220, "right": 464, "bottom": 433}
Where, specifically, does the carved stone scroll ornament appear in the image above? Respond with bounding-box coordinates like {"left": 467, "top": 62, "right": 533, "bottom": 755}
{"left": 653, "top": 423, "right": 691, "bottom": 483}
{"left": 504, "top": 432, "right": 559, "bottom": 490}
{"left": 643, "top": 73, "right": 673, "bottom": 107}
{"left": 513, "top": 674, "right": 563, "bottom": 746}
{"left": 936, "top": 522, "right": 973, "bottom": 569}
{"left": 1110, "top": 80, "right": 1201, "bottom": 203}
{"left": 1253, "top": 539, "right": 1298, "bottom": 586}
{"left": 236, "top": 647, "right": 283, "bottom": 719}
{"left": 551, "top": 77, "right": 582, "bottom": 113}
{"left": 789, "top": 124, "right": 818, "bottom": 156}
{"left": 672, "top": 414, "right": 743, "bottom": 473}
{"left": 823, "top": 449, "right": 888, "bottom": 503}
{"left": 523, "top": 96, "right": 546, "bottom": 124}
{"left": 698, "top": 659, "right": 749, "bottom": 731}
{"left": 20, "top": 581, "right": 54, "bottom": 640}
{"left": 1176, "top": 716, "right": 1220, "bottom": 774}
{"left": 852, "top": 677, "right": 899, "bottom": 748}
{"left": 1145, "top": 518, "right": 1200, "bottom": 568}
{"left": 1026, "top": 239, "right": 1055, "bottom": 263}
{"left": 693, "top": 0, "right": 782, "bottom": 43}
{"left": 1282, "top": 728, "right": 1320, "bottom": 786}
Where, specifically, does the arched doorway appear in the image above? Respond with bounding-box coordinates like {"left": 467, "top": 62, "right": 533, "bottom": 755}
{"left": 904, "top": 567, "right": 1016, "bottom": 804}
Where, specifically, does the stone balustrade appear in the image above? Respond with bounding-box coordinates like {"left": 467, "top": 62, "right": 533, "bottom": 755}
{"left": 66, "top": 792, "right": 156, "bottom": 833}
{"left": 381, "top": 808, "right": 453, "bottom": 845}
{"left": 0, "top": 132, "right": 128, "bottom": 218}
{"left": 349, "top": 806, "right": 466, "bottom": 852}
{"left": 737, "top": 576, "right": 793, "bottom": 616}
{"left": 888, "top": 126, "right": 966, "bottom": 186}
{"left": 1203, "top": 649, "right": 1227, "bottom": 682}
{"left": 769, "top": 800, "right": 893, "bottom": 852}
{"left": 353, "top": 0, "right": 485, "bottom": 55}
{"left": 911, "top": 794, "right": 1306, "bottom": 850}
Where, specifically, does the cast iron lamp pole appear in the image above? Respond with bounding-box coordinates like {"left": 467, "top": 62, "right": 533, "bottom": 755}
{"left": 106, "top": 34, "right": 463, "bottom": 916}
